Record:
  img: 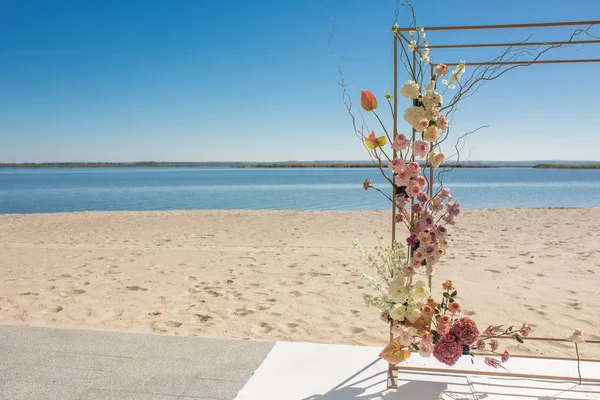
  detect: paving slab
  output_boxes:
[0,324,274,400]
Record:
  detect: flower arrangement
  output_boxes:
[350,25,530,370]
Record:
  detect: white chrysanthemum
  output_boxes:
[403,106,427,127]
[405,306,422,323]
[390,304,406,322]
[400,81,420,99]
[412,281,430,303]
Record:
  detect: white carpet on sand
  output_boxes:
[234,342,600,400]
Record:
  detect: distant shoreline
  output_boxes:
[1,162,600,169]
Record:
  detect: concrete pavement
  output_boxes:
[0,325,274,400]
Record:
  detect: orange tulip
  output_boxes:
[379,337,411,365]
[364,130,387,150]
[360,90,378,111]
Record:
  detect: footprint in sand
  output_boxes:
[289,290,302,297]
[194,314,212,322]
[70,289,86,295]
[19,292,39,296]
[166,321,183,328]
[126,286,148,292]
[49,305,63,313]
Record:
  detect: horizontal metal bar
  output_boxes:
[479,336,600,344]
[395,20,600,32]
[391,365,600,384]
[443,58,600,66]
[471,352,600,363]
[423,39,600,49]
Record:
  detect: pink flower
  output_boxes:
[423,125,439,143]
[427,297,438,308]
[435,63,449,77]
[501,350,510,363]
[422,304,435,319]
[380,311,390,322]
[394,169,411,186]
[406,162,420,176]
[392,320,403,334]
[402,266,416,277]
[447,201,461,217]
[419,342,432,357]
[447,301,461,315]
[442,214,455,225]
[437,115,449,130]
[475,339,486,351]
[490,339,499,351]
[412,141,429,158]
[417,118,430,132]
[483,325,503,336]
[421,331,434,344]
[425,265,434,275]
[520,323,532,338]
[436,224,448,237]
[430,198,445,212]
[412,203,423,214]
[392,134,410,151]
[406,234,418,247]
[363,179,371,190]
[395,213,405,223]
[438,187,451,199]
[388,158,405,173]
[407,181,422,197]
[450,317,480,346]
[437,315,451,335]
[433,334,463,366]
[417,192,429,203]
[415,176,427,187]
[484,357,506,370]
[442,280,454,291]
[427,254,439,265]
[417,212,435,230]
[395,195,410,208]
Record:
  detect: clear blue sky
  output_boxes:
[1,0,598,163]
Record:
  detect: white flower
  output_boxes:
[423,91,443,109]
[569,329,585,343]
[403,106,427,128]
[412,281,430,303]
[390,304,406,322]
[400,81,420,99]
[425,79,435,92]
[399,326,417,346]
[441,79,448,85]
[450,61,467,83]
[405,306,422,323]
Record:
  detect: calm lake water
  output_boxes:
[1,167,599,214]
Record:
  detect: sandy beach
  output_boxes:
[0,209,598,359]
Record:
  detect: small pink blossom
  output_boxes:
[388,158,405,173]
[442,280,454,291]
[425,265,434,275]
[395,213,405,223]
[426,297,438,308]
[490,339,499,351]
[422,304,435,319]
[430,198,445,212]
[406,162,420,176]
[437,315,451,335]
[427,254,439,265]
[520,323,532,338]
[415,175,427,187]
[417,192,429,203]
[394,170,411,187]
[406,234,418,247]
[447,301,461,315]
[419,342,432,357]
[438,187,452,199]
[363,179,371,190]
[392,134,411,151]
[380,311,390,322]
[437,115,449,130]
[442,214,455,225]
[413,249,426,262]
[392,320,403,333]
[447,201,461,217]
[435,63,449,77]
[402,266,416,277]
[412,141,429,158]
[411,258,422,268]
[483,325,503,336]
[395,195,410,208]
[484,357,506,370]
[476,339,486,351]
[417,213,435,230]
[436,224,448,237]
[501,350,510,363]
[407,181,422,197]
[412,203,423,214]
[421,331,434,344]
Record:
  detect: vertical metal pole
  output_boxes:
[428,63,434,290]
[391,34,398,251]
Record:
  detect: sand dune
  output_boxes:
[0,209,598,359]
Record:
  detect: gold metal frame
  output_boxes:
[388,19,600,389]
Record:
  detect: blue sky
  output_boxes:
[0,0,598,163]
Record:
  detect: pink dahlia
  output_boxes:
[363,179,371,190]
[433,334,463,366]
[450,317,480,346]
